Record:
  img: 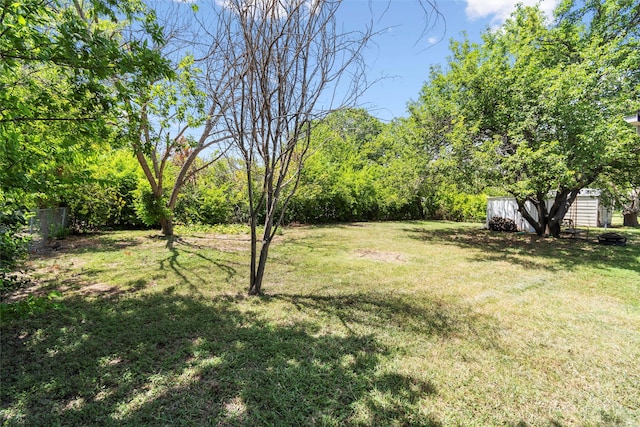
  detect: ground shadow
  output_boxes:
[266,292,500,351]
[159,238,239,294]
[32,233,144,257]
[406,226,640,274]
[21,234,240,300]
[1,293,442,426]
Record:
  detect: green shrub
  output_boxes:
[200,186,233,224]
[0,209,30,271]
[68,177,141,230]
[133,185,171,227]
[423,186,487,222]
[63,150,144,231]
[175,184,234,225]
[0,208,31,291]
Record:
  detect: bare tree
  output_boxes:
[192,0,442,294]
[195,0,376,294]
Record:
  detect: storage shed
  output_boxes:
[486,197,540,232]
[486,189,612,232]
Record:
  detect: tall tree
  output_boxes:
[202,0,377,295]
[290,109,426,222]
[122,53,232,237]
[413,0,640,236]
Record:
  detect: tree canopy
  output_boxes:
[410,0,640,236]
[1,0,171,209]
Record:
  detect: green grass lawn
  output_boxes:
[2,221,639,426]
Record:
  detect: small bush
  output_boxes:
[0,210,30,271]
[488,216,518,232]
[0,208,32,292]
[133,186,171,227]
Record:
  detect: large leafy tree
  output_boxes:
[0,0,171,280]
[292,109,384,222]
[413,0,640,236]
[0,0,171,210]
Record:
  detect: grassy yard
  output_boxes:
[1,221,639,426]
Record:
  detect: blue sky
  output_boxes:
[169,0,559,133]
[340,0,559,121]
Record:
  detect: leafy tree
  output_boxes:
[122,49,233,236]
[1,0,170,208]
[413,0,640,236]
[0,0,172,278]
[290,109,382,222]
[289,109,426,222]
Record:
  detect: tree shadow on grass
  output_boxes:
[267,292,501,352]
[1,293,442,426]
[405,226,640,274]
[15,233,242,311]
[264,292,496,338]
[159,238,239,295]
[35,233,144,257]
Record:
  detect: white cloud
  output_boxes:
[465,0,560,24]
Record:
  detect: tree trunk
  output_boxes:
[546,189,576,238]
[248,207,261,295]
[160,216,174,237]
[248,208,275,295]
[623,211,639,227]
[516,197,547,236]
[548,220,562,238]
[516,188,580,237]
[249,238,272,296]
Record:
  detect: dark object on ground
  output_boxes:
[597,232,627,246]
[488,216,518,232]
[560,219,587,239]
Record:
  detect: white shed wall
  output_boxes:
[565,195,599,227]
[486,197,538,232]
[487,189,612,231]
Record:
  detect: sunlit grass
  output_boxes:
[2,222,639,426]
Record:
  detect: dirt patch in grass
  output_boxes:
[74,282,123,297]
[353,249,407,263]
[176,235,251,253]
